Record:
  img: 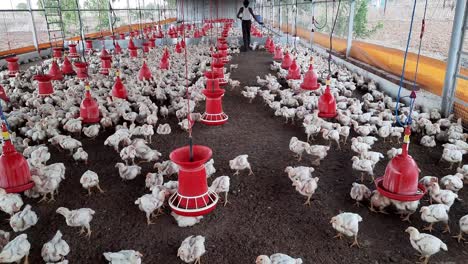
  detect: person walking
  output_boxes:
[237,0,263,51]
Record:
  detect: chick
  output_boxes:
[103,250,143,264]
[80,170,104,196]
[229,155,253,176]
[10,204,38,232]
[405,226,447,264]
[177,235,206,264]
[41,230,70,263]
[205,159,216,178]
[115,163,142,180]
[255,253,303,264]
[292,178,319,206]
[428,182,458,210]
[56,207,95,238]
[351,156,374,182]
[156,123,171,135]
[420,204,450,233]
[330,212,363,248]
[135,190,167,225]
[391,199,420,222]
[145,173,164,190]
[171,212,203,228]
[82,124,100,138]
[72,147,88,164]
[0,189,23,215]
[0,234,30,264]
[285,166,314,182]
[349,182,371,207]
[209,176,230,206]
[440,173,464,194]
[369,190,391,214]
[453,214,468,243]
[289,137,310,161]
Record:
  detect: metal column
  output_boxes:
[27,0,39,50]
[441,0,467,116]
[310,1,314,47]
[108,0,114,35]
[346,0,355,58]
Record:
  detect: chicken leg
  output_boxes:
[223,192,230,207]
[350,235,361,248]
[422,223,434,232]
[96,184,105,193]
[248,168,254,176]
[333,233,343,240]
[453,232,465,243]
[23,254,29,264]
[146,213,154,225]
[443,223,450,234]
[233,170,240,176]
[304,196,312,206]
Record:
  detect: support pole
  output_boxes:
[75,0,86,57]
[27,0,39,51]
[310,1,314,47]
[108,0,114,35]
[441,0,466,117]
[346,0,355,58]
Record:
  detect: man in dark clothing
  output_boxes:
[237,0,263,51]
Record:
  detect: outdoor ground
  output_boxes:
[1,50,467,263]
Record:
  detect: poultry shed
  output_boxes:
[0,0,465,263]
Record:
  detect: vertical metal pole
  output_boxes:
[346,0,356,58]
[127,0,131,26]
[108,0,114,34]
[441,0,467,116]
[310,1,314,47]
[27,0,39,51]
[75,0,86,57]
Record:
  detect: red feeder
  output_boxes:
[52,47,62,59]
[281,51,292,69]
[375,127,425,201]
[301,59,320,90]
[119,33,125,40]
[138,61,152,81]
[85,40,93,54]
[48,60,63,81]
[148,38,156,48]
[68,43,79,58]
[175,42,182,53]
[74,62,88,79]
[111,71,127,99]
[265,37,272,50]
[142,42,150,53]
[201,79,228,126]
[286,59,301,80]
[114,42,122,54]
[5,57,19,77]
[168,145,218,217]
[159,56,170,70]
[61,56,75,75]
[129,47,138,58]
[80,84,100,124]
[180,39,186,49]
[268,41,275,54]
[100,55,112,75]
[34,74,54,96]
[318,78,337,118]
[0,124,33,193]
[273,46,283,61]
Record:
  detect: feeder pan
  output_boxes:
[0,124,33,193]
[67,43,79,58]
[375,127,426,201]
[159,56,170,70]
[138,61,152,81]
[175,42,182,53]
[301,63,320,90]
[52,47,62,59]
[201,79,228,126]
[281,52,292,69]
[119,33,125,40]
[61,56,75,75]
[111,72,127,99]
[85,40,93,54]
[114,42,122,54]
[80,84,100,124]
[5,57,19,77]
[34,74,54,96]
[286,59,301,80]
[129,47,138,58]
[142,42,150,53]
[99,55,112,75]
[168,145,218,217]
[48,60,63,81]
[318,79,337,118]
[74,62,88,79]
[273,46,283,61]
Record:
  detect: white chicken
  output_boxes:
[135,190,167,225]
[209,176,230,206]
[439,148,463,169]
[351,156,374,182]
[115,163,142,180]
[349,182,371,207]
[41,230,70,263]
[420,135,436,148]
[386,147,402,159]
[428,182,458,209]
[59,136,82,154]
[156,123,171,135]
[306,145,330,166]
[82,124,100,138]
[255,253,303,264]
[72,147,88,164]
[391,199,420,222]
[405,226,447,264]
[321,129,341,150]
[9,204,38,232]
[229,155,253,176]
[0,234,30,264]
[330,212,363,248]
[103,250,143,264]
[0,189,23,215]
[440,173,464,194]
[205,159,216,178]
[177,235,206,264]
[289,137,310,161]
[56,207,95,238]
[120,145,137,165]
[369,190,391,214]
[292,177,319,206]
[453,214,468,243]
[80,170,104,196]
[171,212,203,228]
[284,166,314,182]
[145,173,164,190]
[420,204,450,233]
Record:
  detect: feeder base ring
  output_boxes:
[168,189,219,217]
[375,177,426,202]
[201,113,228,126]
[4,181,34,193]
[301,83,320,90]
[318,112,337,119]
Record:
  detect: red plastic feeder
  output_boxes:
[265,37,272,50]
[148,38,156,48]
[286,59,301,80]
[119,33,125,40]
[318,78,337,118]
[100,55,112,75]
[159,56,170,70]
[281,51,292,69]
[68,43,79,58]
[201,79,228,126]
[85,40,93,54]
[48,60,63,80]
[180,39,186,49]
[34,74,54,96]
[61,56,75,75]
[168,145,218,217]
[301,59,320,90]
[375,127,425,201]
[74,62,88,79]
[0,124,33,193]
[5,57,19,77]
[273,46,283,61]
[52,47,62,59]
[268,41,275,54]
[114,42,122,54]
[80,84,100,124]
[111,71,127,99]
[138,61,152,81]
[142,42,150,53]
[175,42,182,53]
[129,47,138,58]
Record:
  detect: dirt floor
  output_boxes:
[1,50,467,263]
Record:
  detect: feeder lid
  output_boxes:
[34,74,52,82]
[169,145,212,169]
[5,56,18,63]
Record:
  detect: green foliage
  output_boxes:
[83,0,110,32]
[16,3,28,9]
[37,0,79,36]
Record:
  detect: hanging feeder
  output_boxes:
[0,123,33,193]
[67,43,79,58]
[80,83,100,124]
[180,39,186,49]
[48,59,63,81]
[129,47,138,58]
[175,42,182,53]
[168,145,218,217]
[61,55,75,75]
[99,54,112,75]
[201,78,228,126]
[52,47,63,59]
[318,77,337,118]
[148,37,156,49]
[119,33,125,40]
[265,37,272,51]
[273,46,283,61]
[159,55,170,70]
[138,61,152,81]
[301,58,320,90]
[268,41,275,54]
[211,56,227,86]
[34,74,54,96]
[114,41,122,54]
[281,51,292,69]
[85,40,93,54]
[74,61,88,79]
[142,42,150,53]
[4,57,19,77]
[375,127,425,201]
[111,71,127,99]
[286,59,301,80]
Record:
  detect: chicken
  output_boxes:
[209,176,230,206]
[351,138,371,157]
[351,156,374,182]
[30,163,66,202]
[428,182,458,209]
[391,199,420,222]
[292,177,319,206]
[350,182,371,207]
[145,173,164,190]
[439,148,463,169]
[457,164,468,182]
[255,253,303,264]
[171,212,203,228]
[419,176,438,190]
[177,235,206,264]
[72,147,88,164]
[420,135,436,148]
[154,160,179,177]
[9,204,38,232]
[63,118,82,134]
[321,129,341,150]
[0,189,23,215]
[0,234,30,264]
[285,166,314,182]
[405,226,447,264]
[303,123,321,142]
[369,190,391,214]
[82,124,100,138]
[361,151,384,167]
[440,173,464,194]
[156,123,171,135]
[120,145,137,165]
[28,146,50,167]
[115,163,142,180]
[59,136,82,154]
[229,155,253,176]
[80,170,104,196]
[420,204,450,233]
[330,212,362,248]
[453,214,468,243]
[289,137,310,161]
[56,207,95,238]
[205,159,216,178]
[306,145,330,166]
[103,250,143,264]
[386,147,402,159]
[135,190,167,225]
[0,231,9,251]
[241,90,256,103]
[41,230,70,263]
